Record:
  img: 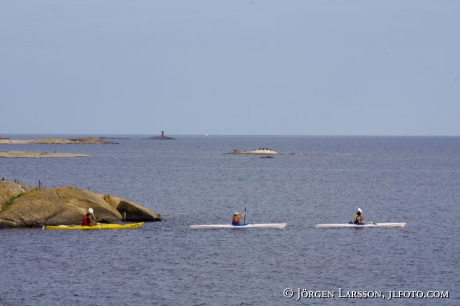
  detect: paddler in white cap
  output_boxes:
[353,208,365,225]
[232,211,247,226]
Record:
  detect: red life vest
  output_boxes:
[81,215,92,226]
[232,216,240,225]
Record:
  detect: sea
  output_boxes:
[0,135,459,306]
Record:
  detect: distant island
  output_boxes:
[0,137,117,145]
[226,148,281,155]
[99,137,130,140]
[0,151,91,158]
[145,131,175,140]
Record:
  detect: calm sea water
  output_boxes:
[1,135,459,306]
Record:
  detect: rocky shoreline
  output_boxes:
[0,137,117,144]
[0,180,161,229]
[0,151,91,158]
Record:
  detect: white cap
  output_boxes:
[357,208,362,213]
[234,212,239,215]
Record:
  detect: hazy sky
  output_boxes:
[1,0,459,136]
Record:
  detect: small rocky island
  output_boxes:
[0,151,91,158]
[145,131,175,140]
[0,137,117,145]
[226,148,281,155]
[0,180,161,229]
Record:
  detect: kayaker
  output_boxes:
[232,211,247,226]
[81,212,97,226]
[353,208,365,225]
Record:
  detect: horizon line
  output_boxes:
[1,133,459,138]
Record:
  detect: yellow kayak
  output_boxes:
[43,222,144,230]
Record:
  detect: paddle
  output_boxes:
[88,208,97,224]
[243,205,247,225]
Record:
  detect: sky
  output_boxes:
[1,0,459,136]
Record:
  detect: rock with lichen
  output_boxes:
[0,180,161,229]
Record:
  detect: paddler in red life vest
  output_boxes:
[81,211,97,226]
[353,208,365,225]
[232,211,247,226]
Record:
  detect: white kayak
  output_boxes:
[315,222,406,229]
[190,223,287,229]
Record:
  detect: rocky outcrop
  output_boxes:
[0,151,91,158]
[226,148,281,155]
[145,131,175,140]
[0,137,116,144]
[66,137,117,144]
[0,181,35,211]
[0,180,161,229]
